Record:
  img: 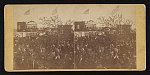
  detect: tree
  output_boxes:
[97,13,134,28]
[39,15,63,28]
[65,19,74,25]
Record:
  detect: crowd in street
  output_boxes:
[14,30,136,69]
[74,33,136,69]
[14,34,74,69]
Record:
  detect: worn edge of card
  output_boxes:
[4,4,146,72]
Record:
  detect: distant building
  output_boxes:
[17,21,38,32]
[74,21,86,31]
[26,21,38,32]
[17,22,26,32]
[16,21,38,37]
[86,20,97,31]
[58,25,73,39]
[74,21,101,37]
[74,30,103,37]
[74,31,88,37]
[117,25,132,34]
[99,24,132,35]
[58,25,72,34]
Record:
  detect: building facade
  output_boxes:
[16,21,38,37]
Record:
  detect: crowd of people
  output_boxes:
[14,29,136,69]
[14,33,74,69]
[74,33,136,69]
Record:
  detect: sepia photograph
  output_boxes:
[4,4,146,71]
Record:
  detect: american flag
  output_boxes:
[24,9,30,15]
[83,9,89,14]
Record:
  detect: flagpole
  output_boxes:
[82,9,89,21]
[24,9,29,21]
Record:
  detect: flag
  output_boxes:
[83,9,89,14]
[24,9,30,15]
[52,8,57,15]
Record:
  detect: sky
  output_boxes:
[13,4,136,29]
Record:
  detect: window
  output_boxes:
[18,25,20,30]
[77,25,80,29]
